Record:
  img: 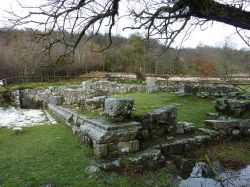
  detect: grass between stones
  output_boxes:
[0,124,178,187]
[236,85,250,93]
[113,92,216,128]
[194,139,250,170]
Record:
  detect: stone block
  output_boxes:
[104,98,134,117]
[141,129,149,139]
[93,143,108,158]
[82,135,92,146]
[107,143,118,155]
[196,92,210,98]
[152,106,177,126]
[176,124,184,135]
[130,140,140,152]
[146,77,158,93]
[84,96,106,110]
[205,119,240,129]
[85,166,100,174]
[176,84,193,97]
[118,142,130,153]
[19,89,43,109]
[178,122,196,134]
[215,99,250,117]
[48,95,63,106]
[117,140,139,154]
[12,127,22,134]
[239,119,250,128]
[128,149,165,169]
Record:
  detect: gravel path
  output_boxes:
[0,107,56,128]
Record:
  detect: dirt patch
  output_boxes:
[80,71,108,78]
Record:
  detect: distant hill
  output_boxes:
[0,29,249,79]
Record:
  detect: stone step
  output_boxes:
[154,135,213,157]
[205,119,250,129]
[120,131,224,171]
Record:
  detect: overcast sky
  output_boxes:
[0,0,249,50]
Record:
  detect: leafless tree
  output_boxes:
[8,0,250,58]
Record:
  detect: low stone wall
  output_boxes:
[48,104,141,158]
[14,79,147,108]
[205,119,250,139]
[215,99,250,118]
[122,128,224,171]
[12,78,244,110]
[137,106,177,140]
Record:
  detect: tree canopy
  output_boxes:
[8,0,250,56]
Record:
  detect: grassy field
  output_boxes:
[0,124,177,187]
[113,92,216,127]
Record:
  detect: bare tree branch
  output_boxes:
[7,0,250,58]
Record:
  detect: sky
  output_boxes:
[0,0,249,50]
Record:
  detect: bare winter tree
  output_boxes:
[8,0,250,58]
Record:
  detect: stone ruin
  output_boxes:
[146,77,158,93]
[7,77,250,171]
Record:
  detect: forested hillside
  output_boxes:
[0,29,249,79]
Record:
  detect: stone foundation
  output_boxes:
[48,104,141,158]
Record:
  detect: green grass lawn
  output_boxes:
[113,92,216,127]
[236,85,250,94]
[0,124,177,187]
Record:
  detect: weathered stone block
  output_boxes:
[196,92,210,98]
[12,127,23,134]
[205,119,240,129]
[93,143,108,158]
[84,96,106,110]
[139,106,177,139]
[153,106,177,125]
[107,143,118,155]
[215,99,250,117]
[117,140,139,154]
[128,149,165,168]
[48,95,63,106]
[85,166,100,174]
[176,124,184,135]
[239,119,250,128]
[146,77,158,93]
[178,122,196,134]
[176,84,193,97]
[130,140,140,152]
[118,142,130,153]
[82,135,92,146]
[141,129,149,139]
[19,89,43,109]
[104,98,134,117]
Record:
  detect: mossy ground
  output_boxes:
[113,92,216,127]
[0,124,177,187]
